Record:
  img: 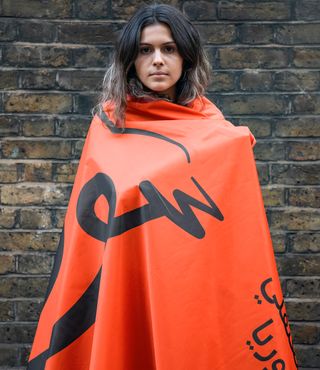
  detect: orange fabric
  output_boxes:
[28,97,295,369]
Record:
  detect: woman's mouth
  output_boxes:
[150,72,168,76]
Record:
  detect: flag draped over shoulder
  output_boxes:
[27,97,297,370]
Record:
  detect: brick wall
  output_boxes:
[0,0,319,368]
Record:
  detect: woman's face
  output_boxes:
[134,23,184,100]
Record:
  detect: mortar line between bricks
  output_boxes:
[0,159,79,163]
[277,252,320,256]
[2,137,320,142]
[0,205,68,208]
[1,112,320,118]
[2,67,320,72]
[0,251,56,255]
[2,113,320,118]
[4,137,320,143]
[0,322,39,325]
[255,138,320,142]
[225,114,320,118]
[3,18,320,24]
[262,184,320,188]
[0,137,82,141]
[3,90,320,96]
[0,273,50,278]
[282,276,320,279]
[3,41,320,48]
[4,180,320,186]
[0,343,31,347]
[0,113,92,118]
[1,159,320,165]
[285,298,320,301]
[0,229,62,232]
[275,320,320,324]
[0,181,74,185]
[257,160,320,164]
[0,17,126,23]
[0,298,44,302]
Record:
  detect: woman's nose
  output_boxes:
[152,49,164,65]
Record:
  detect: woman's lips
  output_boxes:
[150,72,168,76]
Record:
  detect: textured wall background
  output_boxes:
[0,0,319,368]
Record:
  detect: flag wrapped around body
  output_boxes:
[27,97,297,370]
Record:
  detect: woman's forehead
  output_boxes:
[140,23,174,44]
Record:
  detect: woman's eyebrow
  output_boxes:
[139,41,176,45]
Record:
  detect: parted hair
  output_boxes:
[97,4,211,127]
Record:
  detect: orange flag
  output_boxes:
[27,97,297,369]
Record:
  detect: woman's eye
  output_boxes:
[140,47,151,54]
[164,46,175,53]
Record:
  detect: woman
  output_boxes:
[27,4,297,370]
[97,3,227,128]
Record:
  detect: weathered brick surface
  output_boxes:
[239,71,273,91]
[15,300,44,322]
[0,1,319,368]
[289,233,320,253]
[275,24,320,44]
[208,71,235,92]
[291,322,320,345]
[20,70,57,91]
[1,139,73,159]
[17,254,53,274]
[218,1,291,20]
[261,186,285,207]
[22,162,53,182]
[0,255,15,274]
[217,47,290,68]
[295,346,320,368]
[0,164,19,183]
[4,93,73,114]
[0,117,19,137]
[72,46,111,67]
[18,21,57,43]
[275,117,320,137]
[238,118,272,138]
[286,299,320,321]
[0,71,18,90]
[293,48,320,68]
[286,279,320,298]
[0,231,60,252]
[0,323,36,343]
[1,184,72,206]
[271,164,320,185]
[238,24,274,44]
[1,0,73,18]
[276,255,320,276]
[0,208,17,228]
[273,71,320,92]
[295,0,320,20]
[197,24,236,44]
[0,19,17,41]
[214,94,289,115]
[182,1,217,21]
[0,277,48,298]
[20,117,55,137]
[271,232,286,253]
[75,0,111,19]
[19,209,52,229]
[288,188,320,208]
[2,45,73,67]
